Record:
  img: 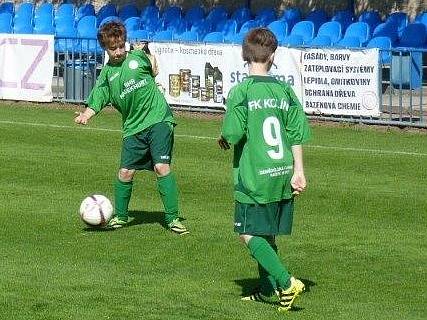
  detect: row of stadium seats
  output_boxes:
[1,2,425,56]
[1,2,426,35]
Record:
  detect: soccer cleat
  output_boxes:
[277,277,305,311]
[241,291,279,305]
[107,216,128,229]
[167,218,189,235]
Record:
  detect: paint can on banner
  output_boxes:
[204,62,214,101]
[199,87,209,101]
[191,75,200,99]
[169,74,180,97]
[179,69,191,93]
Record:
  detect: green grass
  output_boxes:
[0,103,426,320]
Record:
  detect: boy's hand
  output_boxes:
[218,136,230,150]
[74,108,95,125]
[74,112,89,125]
[291,172,306,196]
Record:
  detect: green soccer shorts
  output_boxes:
[120,121,174,171]
[234,199,294,235]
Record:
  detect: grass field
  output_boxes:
[0,102,426,320]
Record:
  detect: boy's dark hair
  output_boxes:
[242,28,278,63]
[98,21,127,49]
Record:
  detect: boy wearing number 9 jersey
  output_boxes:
[218,28,311,311]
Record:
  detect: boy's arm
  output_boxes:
[219,87,247,149]
[291,145,306,195]
[74,69,111,125]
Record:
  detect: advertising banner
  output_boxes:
[0,34,54,102]
[151,42,380,116]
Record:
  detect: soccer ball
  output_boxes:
[79,195,113,227]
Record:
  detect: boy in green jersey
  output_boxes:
[74,21,188,235]
[218,28,311,311]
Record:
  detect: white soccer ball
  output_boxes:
[79,195,113,227]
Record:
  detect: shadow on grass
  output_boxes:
[234,277,316,312]
[82,210,165,232]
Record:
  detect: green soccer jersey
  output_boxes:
[222,75,311,204]
[87,50,175,138]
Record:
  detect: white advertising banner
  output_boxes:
[0,34,54,102]
[150,42,380,116]
[299,48,380,116]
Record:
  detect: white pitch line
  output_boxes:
[1,119,426,157]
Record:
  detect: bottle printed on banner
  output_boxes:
[167,62,223,103]
[169,74,180,97]
[213,67,223,103]
[179,69,191,95]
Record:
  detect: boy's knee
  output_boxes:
[118,168,135,182]
[154,163,170,177]
[239,234,252,245]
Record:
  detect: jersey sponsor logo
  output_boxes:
[234,222,242,227]
[248,98,290,111]
[120,78,148,99]
[160,155,170,160]
[128,60,138,70]
[109,72,120,82]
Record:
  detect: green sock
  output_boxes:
[257,238,279,295]
[247,236,291,289]
[114,178,133,221]
[157,172,179,224]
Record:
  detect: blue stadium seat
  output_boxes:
[99,16,121,27]
[359,10,382,34]
[164,18,187,35]
[373,22,399,45]
[267,20,288,43]
[315,21,342,45]
[140,5,160,26]
[228,32,245,44]
[55,4,74,25]
[13,22,33,34]
[336,36,362,48]
[184,5,204,27]
[0,2,14,15]
[14,2,34,25]
[34,2,53,20]
[255,7,276,26]
[174,30,199,42]
[415,11,427,29]
[279,7,301,30]
[239,19,260,34]
[152,30,173,41]
[281,34,303,46]
[96,4,117,26]
[203,31,224,43]
[118,4,139,22]
[75,4,95,24]
[55,15,78,52]
[190,19,211,39]
[310,35,332,47]
[344,22,370,46]
[141,16,162,36]
[290,21,315,44]
[217,19,238,42]
[305,9,328,33]
[76,15,101,54]
[397,23,426,48]
[366,36,392,63]
[205,6,228,26]
[391,50,423,89]
[385,12,408,36]
[125,17,142,33]
[331,9,354,32]
[231,6,252,29]
[162,6,182,25]
[34,22,55,35]
[0,12,13,33]
[127,29,150,41]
